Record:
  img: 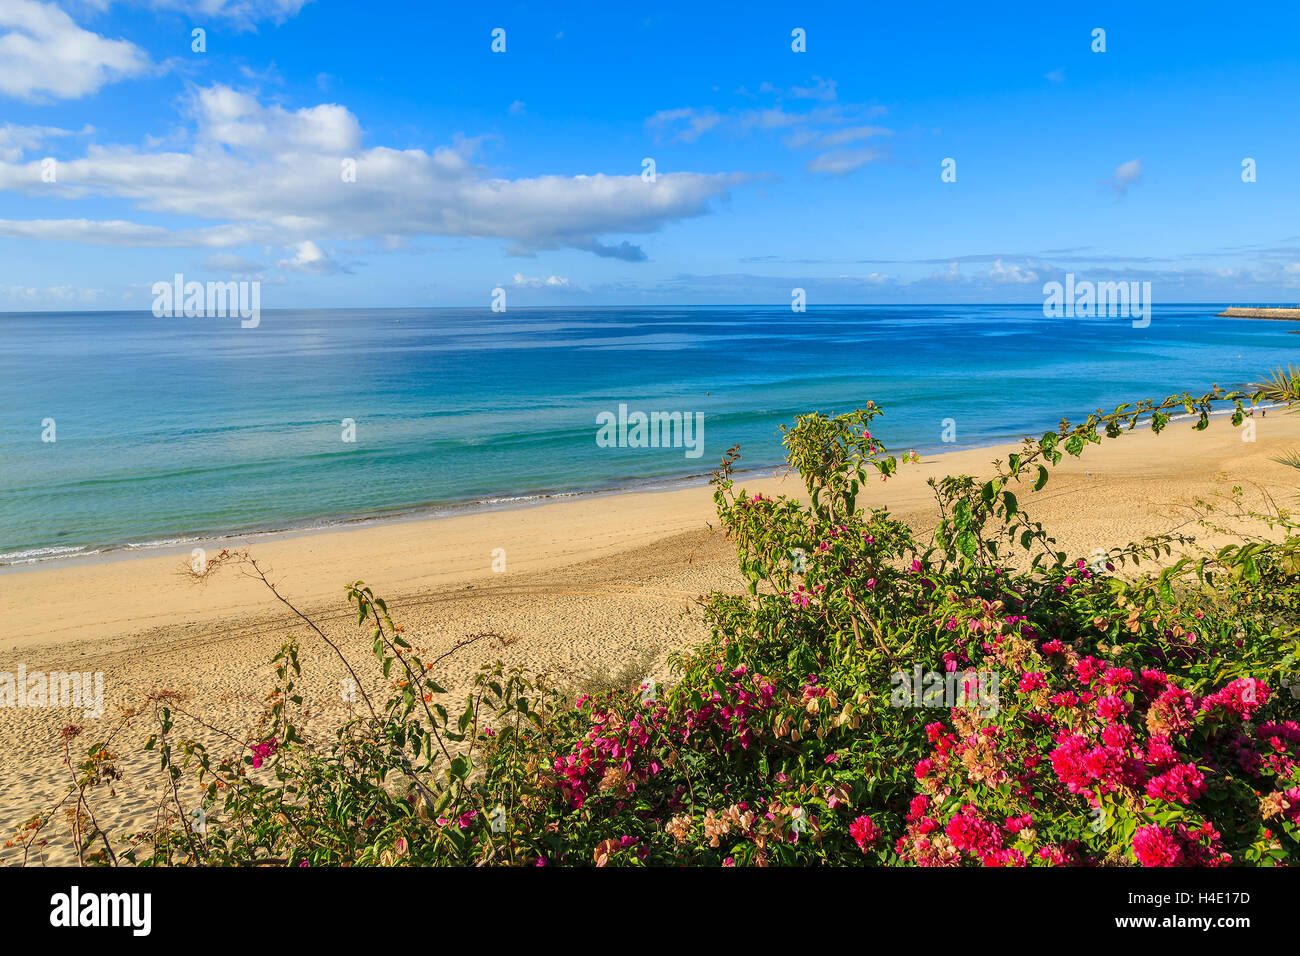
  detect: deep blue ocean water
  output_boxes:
[0,304,1293,565]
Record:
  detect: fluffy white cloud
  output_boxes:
[982,258,1040,284]
[0,122,79,160]
[931,261,963,283]
[0,0,148,101]
[277,239,343,274]
[0,85,744,260]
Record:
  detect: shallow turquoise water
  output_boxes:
[0,304,1291,564]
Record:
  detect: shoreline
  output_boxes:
[1,407,1292,650]
[0,437,1013,573]
[0,467,733,574]
[2,404,1275,576]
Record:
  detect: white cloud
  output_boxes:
[649,87,892,178]
[735,106,846,133]
[277,239,343,274]
[511,272,572,290]
[647,102,852,142]
[806,147,882,176]
[645,107,722,143]
[982,258,1039,283]
[0,122,78,161]
[139,0,313,30]
[0,217,263,245]
[647,81,886,146]
[931,261,962,283]
[815,125,891,148]
[789,76,838,101]
[0,0,149,101]
[1105,158,1142,199]
[0,85,745,260]
[0,282,113,303]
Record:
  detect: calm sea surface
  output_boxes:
[0,304,1292,565]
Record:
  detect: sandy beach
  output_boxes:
[2,410,1295,864]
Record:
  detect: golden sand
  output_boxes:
[2,411,1296,863]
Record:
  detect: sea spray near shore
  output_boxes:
[0,304,1293,565]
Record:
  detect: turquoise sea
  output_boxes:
[0,304,1292,566]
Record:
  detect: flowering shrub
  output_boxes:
[32,382,1300,867]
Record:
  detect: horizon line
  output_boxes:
[0,301,1290,316]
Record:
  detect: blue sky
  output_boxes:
[2,0,1299,309]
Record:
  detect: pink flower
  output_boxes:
[945,805,1003,856]
[1075,657,1103,685]
[250,737,278,769]
[1018,672,1047,693]
[1201,678,1270,719]
[849,815,880,852]
[1099,666,1134,688]
[1133,825,1183,867]
[1148,686,1200,736]
[1004,814,1032,835]
[1145,763,1206,805]
[1097,694,1130,722]
[1145,735,1178,767]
